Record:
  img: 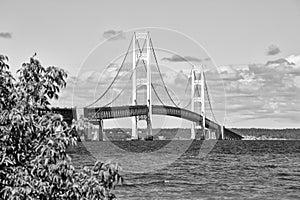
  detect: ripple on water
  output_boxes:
[68,140,300,200]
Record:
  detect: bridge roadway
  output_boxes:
[81,105,245,140]
[84,105,220,130]
[84,105,243,140]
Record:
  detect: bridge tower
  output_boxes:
[191,66,205,140]
[132,32,152,139]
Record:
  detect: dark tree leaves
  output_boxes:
[0,55,122,200]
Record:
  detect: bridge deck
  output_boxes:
[84,104,221,130]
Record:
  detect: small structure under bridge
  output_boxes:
[78,32,243,141]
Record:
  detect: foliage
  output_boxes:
[0,55,122,199]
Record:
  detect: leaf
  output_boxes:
[0,54,122,199]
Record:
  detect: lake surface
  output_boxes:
[68,140,300,200]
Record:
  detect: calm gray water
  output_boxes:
[68,140,300,200]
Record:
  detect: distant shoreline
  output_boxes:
[90,128,300,141]
[230,128,300,140]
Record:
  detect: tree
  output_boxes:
[0,55,122,199]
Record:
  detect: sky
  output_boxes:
[1,0,300,128]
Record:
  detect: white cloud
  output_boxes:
[286,55,300,66]
[294,76,300,88]
[103,30,126,41]
[266,44,281,56]
[212,55,300,127]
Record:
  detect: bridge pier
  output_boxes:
[221,125,224,140]
[191,123,196,140]
[132,116,138,140]
[98,119,103,141]
[146,117,151,138]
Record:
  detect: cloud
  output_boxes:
[265,58,294,66]
[103,30,126,41]
[174,70,188,85]
[0,32,12,39]
[266,44,280,56]
[220,55,300,127]
[161,54,202,62]
[286,55,300,66]
[218,65,243,81]
[294,76,300,88]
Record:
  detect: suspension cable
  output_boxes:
[203,72,218,123]
[85,35,134,108]
[184,69,192,94]
[135,38,166,106]
[182,99,192,109]
[151,84,166,105]
[192,70,216,122]
[137,37,191,108]
[104,36,159,107]
[133,37,161,105]
[102,88,126,107]
[149,37,179,107]
[91,33,151,112]
[181,69,193,109]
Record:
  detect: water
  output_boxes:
[68,140,300,200]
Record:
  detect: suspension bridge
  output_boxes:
[76,32,243,141]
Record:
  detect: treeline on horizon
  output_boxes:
[103,128,300,140]
[231,128,300,139]
[104,128,190,140]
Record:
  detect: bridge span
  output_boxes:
[84,105,219,129]
[84,105,243,140]
[78,32,243,141]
